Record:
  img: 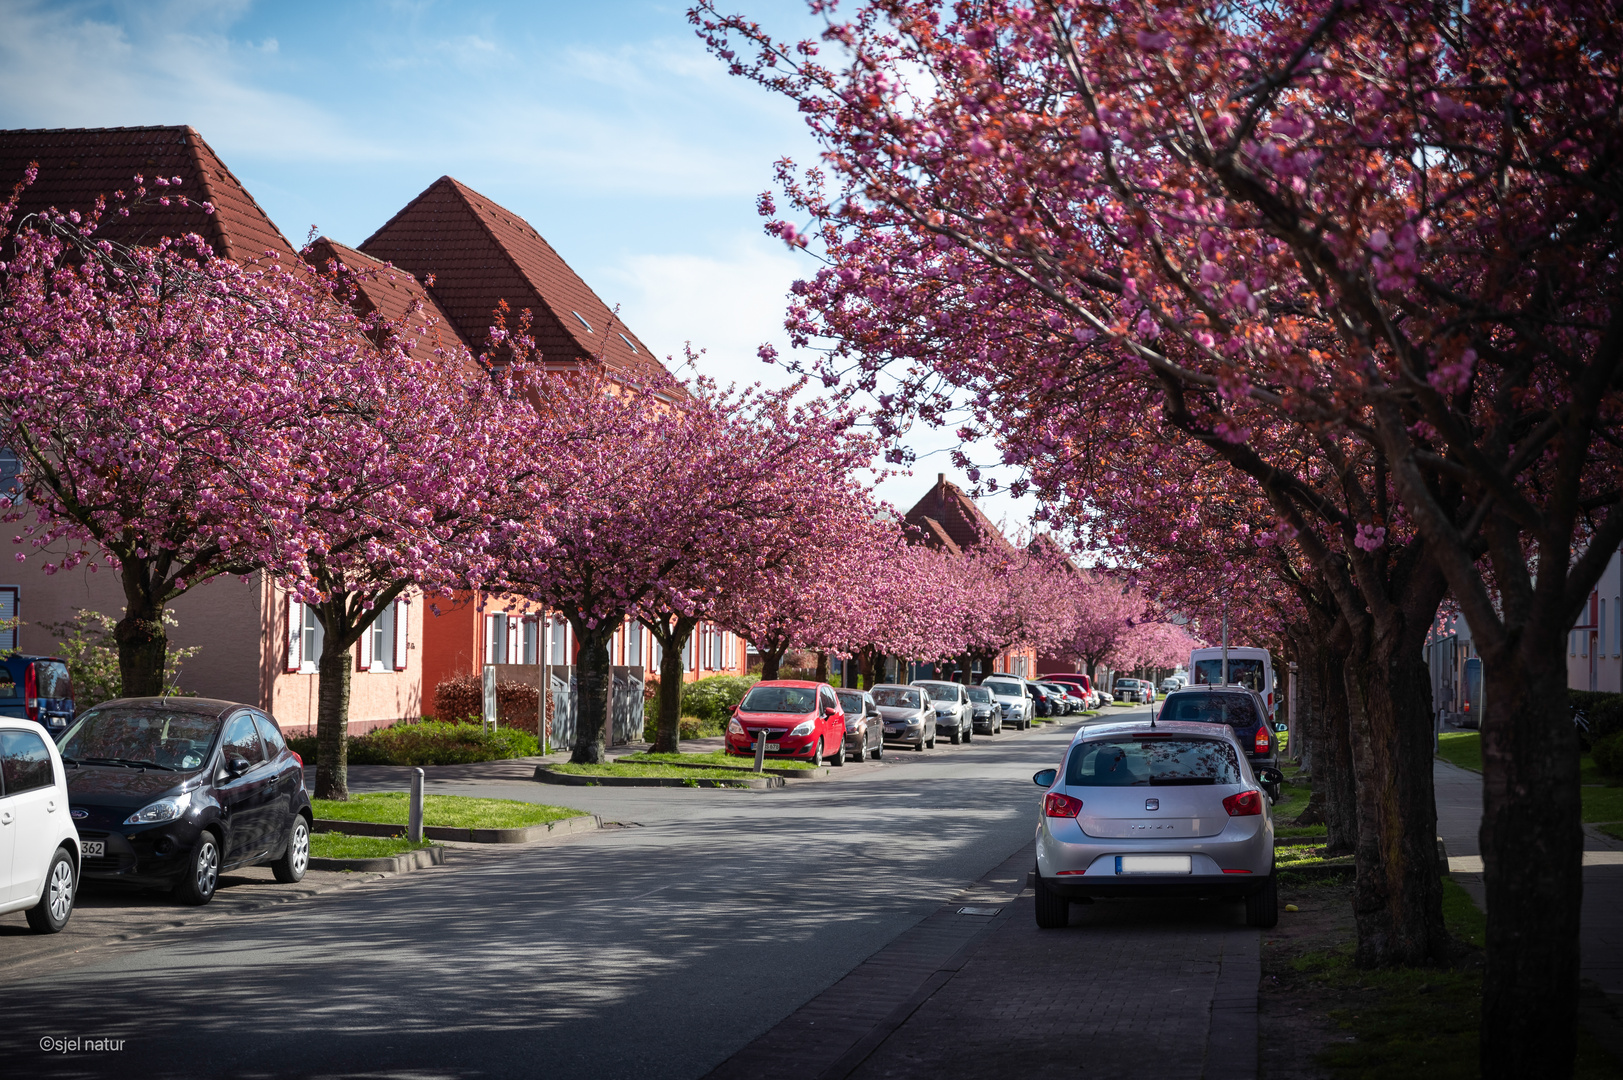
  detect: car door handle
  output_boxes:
[46,799,57,812]
[0,810,11,825]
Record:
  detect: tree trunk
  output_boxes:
[760,648,786,681]
[115,567,167,697]
[570,622,615,764]
[1292,622,1357,855]
[815,651,830,684]
[1342,603,1448,967]
[1479,635,1583,1078]
[653,616,696,754]
[314,636,353,801]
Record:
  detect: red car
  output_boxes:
[1041,672,1096,708]
[725,680,849,766]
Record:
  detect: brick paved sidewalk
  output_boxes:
[706,842,1260,1080]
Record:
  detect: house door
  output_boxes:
[1591,632,1600,691]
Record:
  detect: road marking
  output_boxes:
[957,905,1002,917]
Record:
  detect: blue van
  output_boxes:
[0,655,76,732]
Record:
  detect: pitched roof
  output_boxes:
[359,176,666,381]
[0,125,298,265]
[304,237,472,363]
[909,515,963,555]
[1028,532,1079,571]
[903,474,1017,557]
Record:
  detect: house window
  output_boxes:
[520,618,538,665]
[1604,600,1609,657]
[549,616,569,665]
[302,604,323,673]
[683,633,695,672]
[0,586,18,652]
[370,602,396,673]
[485,613,508,665]
[626,621,643,667]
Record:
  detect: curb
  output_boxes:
[642,758,828,779]
[307,845,446,874]
[312,813,603,844]
[533,765,784,789]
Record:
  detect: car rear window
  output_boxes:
[1192,658,1267,694]
[967,686,992,703]
[1066,737,1241,787]
[1165,693,1262,729]
[873,688,922,708]
[836,691,864,714]
[0,667,15,699]
[984,681,1019,695]
[739,686,817,713]
[34,660,72,699]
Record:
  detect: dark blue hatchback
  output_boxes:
[0,654,75,733]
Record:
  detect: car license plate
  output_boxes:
[83,841,105,858]
[765,743,780,751]
[1116,855,1191,874]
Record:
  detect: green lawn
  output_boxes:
[619,750,819,771]
[310,793,586,830]
[547,761,771,782]
[1436,731,1483,772]
[1271,778,1312,822]
[308,832,437,859]
[1583,785,1623,824]
[1601,823,1623,842]
[1277,824,1330,840]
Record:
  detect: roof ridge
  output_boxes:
[183,128,297,264]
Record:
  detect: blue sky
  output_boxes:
[0,0,1034,527]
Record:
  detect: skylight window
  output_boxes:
[618,332,638,354]
[572,311,594,333]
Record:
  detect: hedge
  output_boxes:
[433,675,544,734]
[681,674,760,722]
[1569,689,1623,749]
[288,721,539,767]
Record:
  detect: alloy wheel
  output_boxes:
[46,858,74,923]
[290,820,309,877]
[196,839,219,897]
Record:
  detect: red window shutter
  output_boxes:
[286,596,302,673]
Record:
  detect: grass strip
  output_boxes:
[1436,731,1482,773]
[1601,823,1623,842]
[620,750,819,771]
[1277,824,1330,840]
[309,832,436,859]
[1299,877,1615,1077]
[310,792,586,830]
[1582,785,1623,823]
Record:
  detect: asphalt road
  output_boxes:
[1,706,1147,1080]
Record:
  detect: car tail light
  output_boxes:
[1044,792,1083,818]
[1254,726,1270,753]
[1463,701,1471,713]
[24,663,39,723]
[290,750,304,768]
[1223,790,1264,817]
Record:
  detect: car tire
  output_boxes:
[1034,870,1070,929]
[852,738,866,764]
[1246,872,1279,928]
[874,740,884,760]
[271,814,310,884]
[950,726,962,745]
[915,732,926,751]
[175,831,221,906]
[811,739,824,767]
[963,722,972,744]
[25,847,77,934]
[928,731,936,749]
[829,740,845,767]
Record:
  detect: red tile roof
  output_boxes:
[904,474,1018,557]
[0,125,298,266]
[304,237,472,363]
[359,176,667,381]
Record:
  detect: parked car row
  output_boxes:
[2,696,315,934]
[726,672,1116,761]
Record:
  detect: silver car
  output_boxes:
[911,680,972,745]
[1030,719,1282,929]
[966,684,1002,735]
[981,676,1033,730]
[872,684,936,751]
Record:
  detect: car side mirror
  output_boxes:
[226,756,251,777]
[1258,767,1284,785]
[1274,722,1288,733]
[1033,768,1058,787]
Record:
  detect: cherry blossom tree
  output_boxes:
[0,174,337,696]
[693,3,1623,1063]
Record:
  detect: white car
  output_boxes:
[1,717,80,933]
[981,676,1034,730]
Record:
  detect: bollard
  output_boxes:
[753,729,767,774]
[409,768,425,844]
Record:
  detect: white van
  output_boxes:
[1,717,81,933]
[1189,647,1278,717]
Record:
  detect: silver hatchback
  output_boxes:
[1030,719,1280,929]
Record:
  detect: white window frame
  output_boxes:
[0,585,19,653]
[301,603,324,675]
[367,601,396,674]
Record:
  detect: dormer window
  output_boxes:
[573,311,593,333]
[618,332,638,354]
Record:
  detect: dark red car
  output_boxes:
[725,680,849,766]
[1041,672,1096,709]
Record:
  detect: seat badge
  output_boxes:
[1144,798,1159,811]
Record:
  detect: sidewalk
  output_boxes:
[706,842,1259,1080]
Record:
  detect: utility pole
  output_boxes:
[1221,591,1229,686]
